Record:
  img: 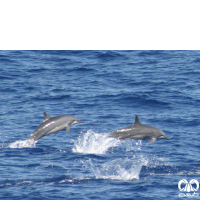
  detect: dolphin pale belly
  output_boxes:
[108,115,169,143]
[28,112,84,141]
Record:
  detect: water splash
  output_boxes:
[72,130,120,154]
[72,130,148,180]
[86,157,144,181]
[8,139,37,148]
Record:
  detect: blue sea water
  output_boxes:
[0,50,200,200]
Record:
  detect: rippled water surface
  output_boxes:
[1,51,200,199]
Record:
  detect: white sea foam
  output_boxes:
[72,130,120,154]
[8,139,36,148]
[86,157,144,181]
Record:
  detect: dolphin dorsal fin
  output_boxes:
[44,112,50,121]
[134,115,141,125]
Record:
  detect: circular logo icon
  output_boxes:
[178,179,199,193]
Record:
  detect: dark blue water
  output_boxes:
[1,50,200,199]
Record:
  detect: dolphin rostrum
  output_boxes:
[108,115,169,143]
[28,112,84,141]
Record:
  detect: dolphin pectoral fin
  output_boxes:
[149,137,157,143]
[66,126,70,133]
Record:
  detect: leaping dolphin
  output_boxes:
[28,112,84,141]
[108,115,169,143]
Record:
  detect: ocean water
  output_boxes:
[0,50,200,199]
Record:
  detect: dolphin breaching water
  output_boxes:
[108,115,169,143]
[28,112,84,141]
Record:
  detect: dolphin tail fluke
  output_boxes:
[28,133,37,141]
[28,134,33,140]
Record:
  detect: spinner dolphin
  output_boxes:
[108,115,169,143]
[28,112,84,141]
